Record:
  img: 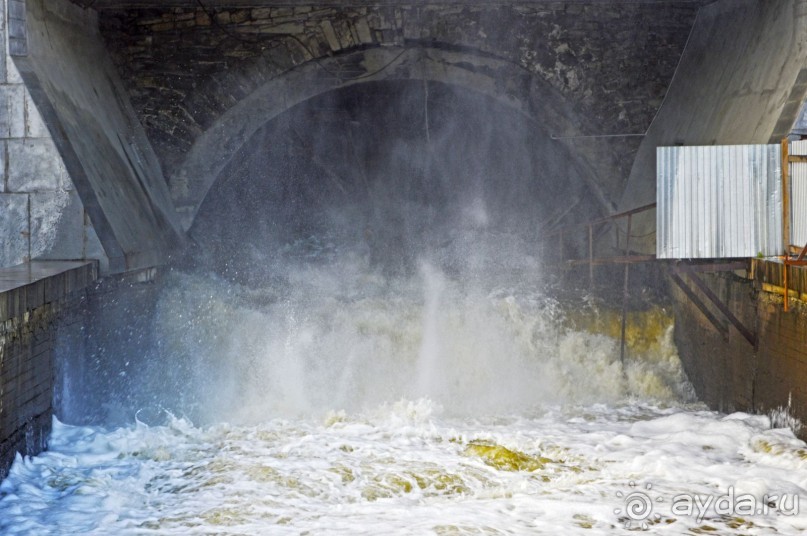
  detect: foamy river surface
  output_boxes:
[2,404,807,534]
[1,267,806,534]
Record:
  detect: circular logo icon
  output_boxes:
[614,481,663,530]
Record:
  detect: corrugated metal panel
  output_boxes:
[657,144,782,259]
[790,140,807,247]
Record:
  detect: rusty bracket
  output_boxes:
[796,242,807,263]
[669,271,729,341]
[673,264,756,346]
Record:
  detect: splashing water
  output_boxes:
[147,252,690,424]
[2,241,807,534]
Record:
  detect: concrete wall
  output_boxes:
[0,0,106,271]
[0,261,97,480]
[11,0,185,273]
[620,0,807,250]
[672,271,807,437]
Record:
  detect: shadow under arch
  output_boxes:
[172,45,600,231]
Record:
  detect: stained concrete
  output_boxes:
[0,0,99,271]
[10,0,185,273]
[620,0,807,251]
[671,269,807,438]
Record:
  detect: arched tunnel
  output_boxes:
[2,0,807,532]
[190,80,598,282]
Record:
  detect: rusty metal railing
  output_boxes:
[541,202,657,282]
[541,202,657,363]
[780,139,807,312]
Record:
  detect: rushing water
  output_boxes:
[2,251,807,535]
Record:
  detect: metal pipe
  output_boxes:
[620,214,632,365]
[782,138,791,253]
[588,224,594,286]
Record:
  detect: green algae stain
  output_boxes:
[462,440,552,472]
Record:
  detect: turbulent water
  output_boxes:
[2,253,807,535]
[4,79,805,534]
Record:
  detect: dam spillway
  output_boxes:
[1,0,807,534]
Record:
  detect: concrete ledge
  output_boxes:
[0,261,98,321]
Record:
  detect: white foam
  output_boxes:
[2,404,807,534]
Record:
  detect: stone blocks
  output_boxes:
[7,138,65,192]
[98,2,701,201]
[0,193,28,265]
[0,0,107,270]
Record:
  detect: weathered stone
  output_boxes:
[0,84,25,138]
[150,21,174,32]
[7,139,63,192]
[0,194,29,267]
[0,141,5,190]
[273,7,294,18]
[6,54,22,84]
[247,22,304,35]
[24,90,50,138]
[355,17,373,44]
[195,11,210,26]
[0,261,98,479]
[94,2,703,222]
[0,25,8,85]
[320,20,341,51]
[175,19,195,30]
[29,190,84,261]
[251,7,271,20]
[230,9,250,24]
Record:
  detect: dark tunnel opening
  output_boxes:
[188,80,601,285]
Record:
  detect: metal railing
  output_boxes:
[542,202,657,284]
[541,202,657,363]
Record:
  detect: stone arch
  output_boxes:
[171,45,601,230]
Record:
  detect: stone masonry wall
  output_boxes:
[0,0,106,270]
[0,261,97,479]
[99,2,703,203]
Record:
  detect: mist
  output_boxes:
[55,81,684,426]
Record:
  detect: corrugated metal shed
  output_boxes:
[657,144,783,259]
[790,140,807,247]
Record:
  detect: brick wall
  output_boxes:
[755,295,807,424]
[0,261,97,479]
[0,0,105,270]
